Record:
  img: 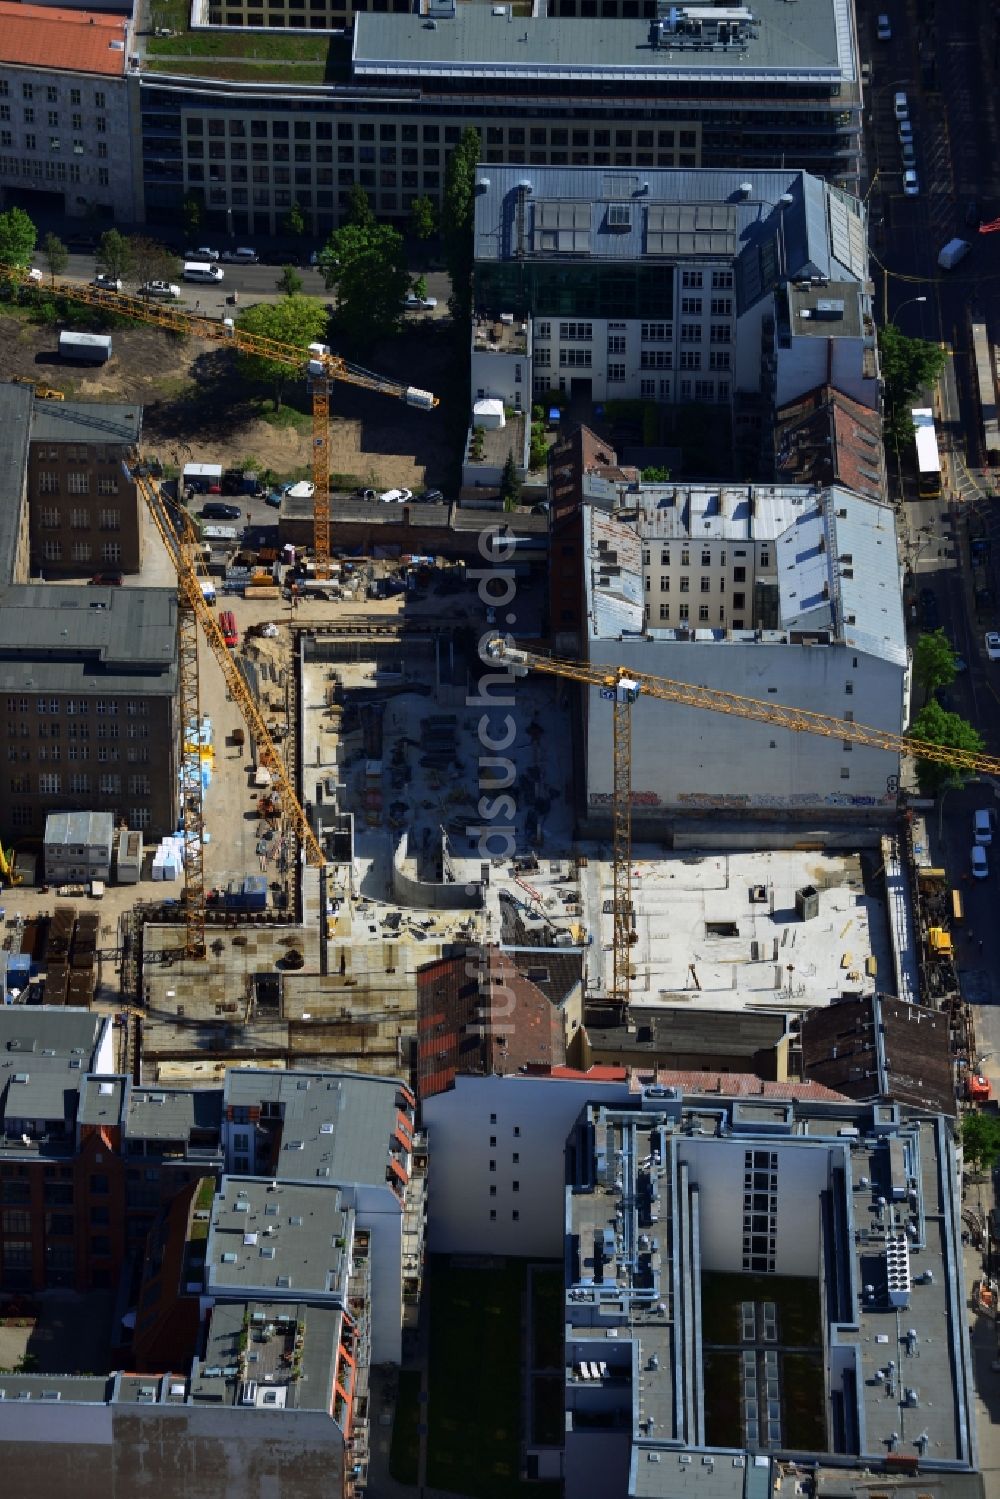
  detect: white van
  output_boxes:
[183,261,224,284]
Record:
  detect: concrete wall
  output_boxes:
[586,636,903,819]
[0,1401,343,1498]
[423,1073,630,1257]
[677,1135,828,1277]
[391,830,483,912]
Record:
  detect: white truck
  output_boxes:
[938,238,971,270]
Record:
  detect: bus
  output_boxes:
[219,610,238,648]
[911,407,942,498]
[972,321,999,462]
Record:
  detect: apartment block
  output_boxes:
[0,2,140,223]
[563,1091,976,1496]
[472,165,874,415]
[28,400,143,577]
[0,585,179,840]
[137,0,861,236]
[580,484,907,824]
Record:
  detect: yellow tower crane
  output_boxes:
[6,269,438,577]
[134,469,325,959]
[488,640,1000,1008]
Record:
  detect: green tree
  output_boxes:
[641,465,671,482]
[127,235,178,292]
[41,232,68,287]
[345,184,374,229]
[283,201,306,238]
[0,206,38,270]
[962,1110,1000,1175]
[182,196,202,238]
[408,194,436,242]
[907,697,985,795]
[879,324,947,445]
[277,265,304,297]
[321,219,410,346]
[411,274,428,302]
[96,228,132,283]
[235,295,330,410]
[913,628,958,698]
[441,126,480,321]
[499,450,521,511]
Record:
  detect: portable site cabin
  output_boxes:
[59,331,112,364]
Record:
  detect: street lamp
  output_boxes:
[890,294,927,326]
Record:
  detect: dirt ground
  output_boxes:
[0,312,460,489]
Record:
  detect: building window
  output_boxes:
[67,472,90,495]
[641,322,671,342]
[679,576,689,593]
[679,352,701,370]
[607,363,626,383]
[98,508,120,530]
[710,324,732,344]
[640,378,655,397]
[558,322,592,341]
[700,576,710,592]
[709,351,731,371]
[71,542,92,563]
[680,323,701,343]
[101,543,122,563]
[640,351,671,370]
[534,347,550,368]
[38,472,59,495]
[699,604,709,621]
[39,772,61,793]
[681,270,703,288]
[680,297,702,315]
[607,334,626,355]
[658,575,669,592]
[559,349,592,368]
[42,540,62,561]
[130,807,152,830]
[678,603,689,621]
[711,297,732,316]
[712,270,734,290]
[659,602,669,621]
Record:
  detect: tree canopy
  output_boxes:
[128,236,178,291]
[441,127,480,322]
[907,697,984,794]
[0,207,37,269]
[234,295,330,409]
[319,218,410,346]
[913,628,958,697]
[879,324,947,448]
[41,233,68,287]
[283,201,306,238]
[408,194,436,243]
[96,229,132,282]
[962,1110,1000,1175]
[499,450,521,511]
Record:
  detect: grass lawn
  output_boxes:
[782,1352,827,1451]
[703,1351,741,1448]
[389,1368,421,1486]
[700,1273,822,1348]
[427,1256,560,1499]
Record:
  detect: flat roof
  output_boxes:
[582,847,886,1014]
[0,585,177,694]
[204,1176,352,1299]
[43,810,114,850]
[125,1084,223,1142]
[190,1298,342,1411]
[567,1098,973,1477]
[224,1069,411,1190]
[801,994,956,1116]
[0,2,128,76]
[30,400,142,446]
[354,0,851,84]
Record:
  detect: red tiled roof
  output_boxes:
[550,1064,846,1101]
[0,4,128,76]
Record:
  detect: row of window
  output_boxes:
[8,805,152,828]
[647,575,749,597]
[0,154,94,184]
[648,602,745,625]
[6,698,148,715]
[9,773,147,794]
[4,106,106,133]
[8,745,150,762]
[37,476,120,498]
[39,541,122,562]
[38,508,122,528]
[4,83,107,108]
[641,547,762,567]
[35,445,123,463]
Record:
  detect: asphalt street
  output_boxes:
[39,251,453,319]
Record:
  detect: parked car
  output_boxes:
[184,246,220,261]
[919,588,939,628]
[403,293,437,311]
[419,488,444,503]
[876,13,891,39]
[974,809,994,846]
[985,631,1000,661]
[901,141,916,167]
[89,571,124,586]
[894,91,909,119]
[966,199,982,229]
[972,844,989,880]
[903,169,920,197]
[264,491,283,508]
[353,487,377,502]
[93,273,122,291]
[141,280,181,299]
[201,502,242,520]
[27,267,43,283]
[220,247,259,263]
[380,487,412,504]
[898,118,914,144]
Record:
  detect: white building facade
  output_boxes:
[582,484,908,824]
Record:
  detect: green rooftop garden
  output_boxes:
[144,0,351,81]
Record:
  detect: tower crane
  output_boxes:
[134,469,325,959]
[5,268,438,577]
[488,640,1000,1008]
